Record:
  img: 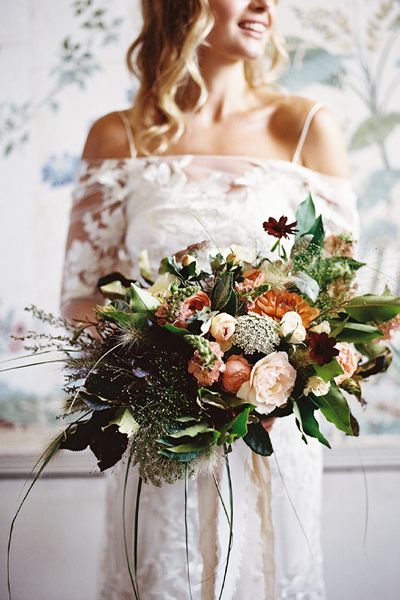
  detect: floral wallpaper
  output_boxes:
[0,0,399,435]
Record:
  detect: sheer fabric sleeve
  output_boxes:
[60,159,131,317]
[306,171,360,240]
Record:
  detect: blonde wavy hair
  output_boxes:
[126,0,289,156]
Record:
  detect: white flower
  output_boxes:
[303,376,330,397]
[147,272,179,297]
[310,321,331,334]
[279,311,306,344]
[237,351,296,414]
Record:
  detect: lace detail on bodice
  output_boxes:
[60,154,359,314]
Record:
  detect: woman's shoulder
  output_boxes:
[81,110,133,160]
[269,92,350,178]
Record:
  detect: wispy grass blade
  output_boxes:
[218,450,234,600]
[184,463,194,600]
[123,450,139,600]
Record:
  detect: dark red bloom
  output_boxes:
[263,216,297,239]
[308,332,339,366]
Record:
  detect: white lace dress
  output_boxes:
[61,154,359,600]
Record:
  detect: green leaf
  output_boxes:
[339,378,365,405]
[311,386,358,436]
[158,449,201,462]
[211,272,234,311]
[167,423,217,439]
[160,441,209,453]
[159,256,182,278]
[243,422,274,456]
[223,290,239,316]
[128,283,160,312]
[197,388,228,410]
[95,305,147,328]
[307,215,325,247]
[331,320,382,343]
[175,416,201,423]
[293,399,331,448]
[355,347,392,378]
[98,280,128,299]
[164,323,188,336]
[107,407,139,437]
[295,193,316,237]
[350,113,400,151]
[343,294,400,323]
[221,406,253,441]
[314,359,343,382]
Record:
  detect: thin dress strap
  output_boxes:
[117,111,137,158]
[291,101,325,164]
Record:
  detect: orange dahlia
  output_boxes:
[250,290,319,328]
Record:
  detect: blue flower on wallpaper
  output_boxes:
[41,152,80,187]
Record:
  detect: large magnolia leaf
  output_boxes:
[293,399,331,448]
[107,407,139,437]
[312,386,358,436]
[295,193,316,237]
[128,283,160,312]
[314,359,343,383]
[343,294,400,323]
[350,113,400,151]
[331,320,383,343]
[243,422,274,456]
[211,272,234,311]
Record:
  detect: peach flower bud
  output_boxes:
[209,312,237,351]
[334,342,359,385]
[221,354,252,393]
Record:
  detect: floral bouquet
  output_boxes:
[5,194,400,599]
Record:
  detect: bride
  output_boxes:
[61,1,359,598]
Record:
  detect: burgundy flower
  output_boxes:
[263,216,297,239]
[308,332,339,366]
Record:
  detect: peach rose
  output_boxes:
[209,312,237,351]
[182,290,211,313]
[237,351,296,414]
[221,354,252,393]
[235,269,265,294]
[188,342,226,386]
[334,342,359,385]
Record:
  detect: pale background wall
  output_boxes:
[0,1,399,599]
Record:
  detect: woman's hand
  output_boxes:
[261,417,276,433]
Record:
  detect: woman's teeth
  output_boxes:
[238,21,267,33]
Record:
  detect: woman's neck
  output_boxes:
[186,51,254,123]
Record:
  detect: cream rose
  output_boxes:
[279,311,306,344]
[334,342,359,385]
[209,312,237,351]
[237,351,296,414]
[303,376,330,397]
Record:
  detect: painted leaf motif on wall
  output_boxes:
[350,113,400,150]
[282,38,348,91]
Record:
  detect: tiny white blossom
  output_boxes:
[303,376,330,397]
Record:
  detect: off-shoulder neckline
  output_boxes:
[80,154,352,184]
